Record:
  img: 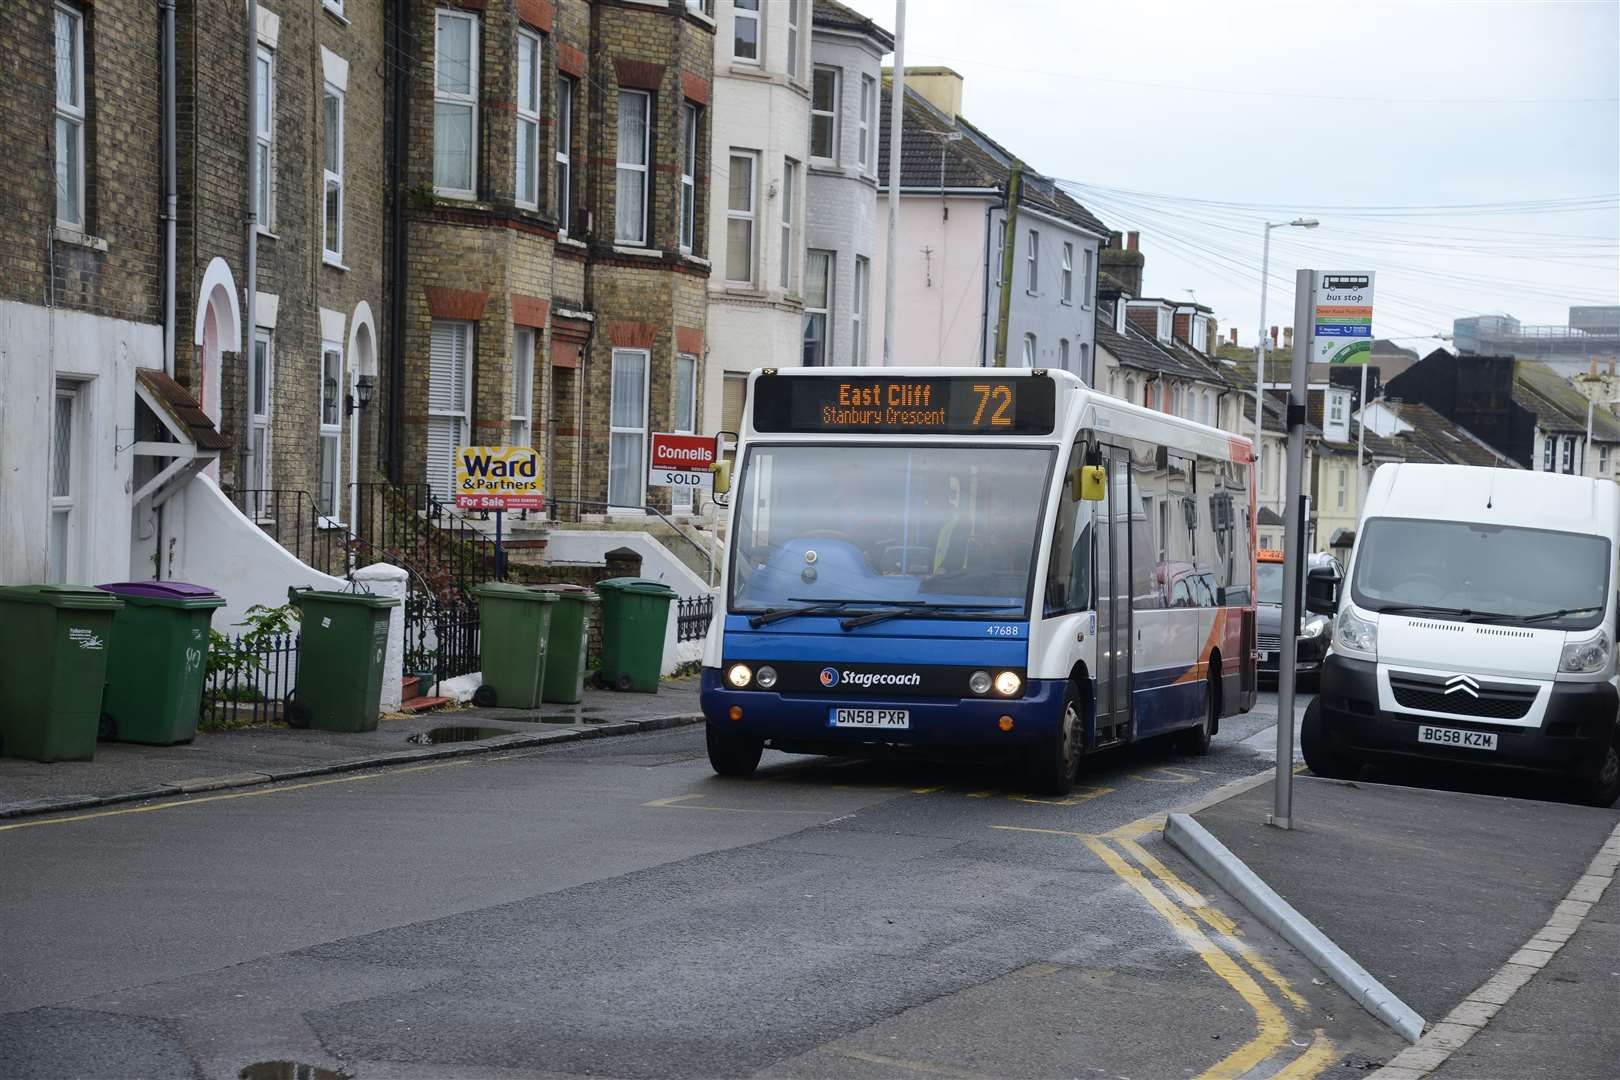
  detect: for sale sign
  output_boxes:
[455,446,544,510]
[648,433,718,492]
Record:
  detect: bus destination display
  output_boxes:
[752,375,1055,435]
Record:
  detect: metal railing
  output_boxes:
[676,594,714,642]
[202,630,299,728]
[351,482,501,593]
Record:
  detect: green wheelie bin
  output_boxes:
[472,582,556,709]
[0,585,124,761]
[595,578,677,693]
[96,581,226,744]
[285,587,399,732]
[532,584,599,705]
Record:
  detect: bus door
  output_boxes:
[1095,448,1133,746]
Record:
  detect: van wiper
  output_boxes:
[1516,606,1604,624]
[746,597,929,627]
[840,602,1017,631]
[1375,604,1469,618]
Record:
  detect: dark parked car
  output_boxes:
[1257,551,1341,688]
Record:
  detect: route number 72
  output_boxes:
[971,384,1014,427]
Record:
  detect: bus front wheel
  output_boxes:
[1029,683,1083,797]
[707,723,763,778]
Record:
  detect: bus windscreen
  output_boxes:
[751,375,1056,436]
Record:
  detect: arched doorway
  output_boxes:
[192,258,241,482]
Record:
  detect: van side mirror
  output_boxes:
[1305,565,1339,616]
[1073,465,1106,502]
[709,459,732,495]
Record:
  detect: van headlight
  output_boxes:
[1334,608,1378,657]
[1559,630,1610,674]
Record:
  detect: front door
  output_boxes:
[1094,450,1132,741]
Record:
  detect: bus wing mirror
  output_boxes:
[1073,465,1107,502]
[709,459,733,495]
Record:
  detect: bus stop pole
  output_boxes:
[1270,268,1316,830]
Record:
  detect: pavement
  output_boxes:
[1192,763,1620,1079]
[0,681,703,819]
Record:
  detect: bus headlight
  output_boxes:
[994,671,1023,697]
[755,665,779,689]
[726,663,753,689]
[1560,630,1610,674]
[969,670,993,695]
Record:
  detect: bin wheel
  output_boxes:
[472,684,498,708]
[284,689,312,730]
[614,673,634,693]
[98,712,117,741]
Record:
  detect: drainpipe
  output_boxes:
[243,0,259,480]
[385,0,409,484]
[160,0,177,376]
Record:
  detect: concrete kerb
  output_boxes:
[0,714,706,820]
[1163,810,1428,1044]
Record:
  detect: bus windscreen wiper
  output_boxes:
[746,597,933,627]
[839,602,1017,631]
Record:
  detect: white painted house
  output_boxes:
[870,69,1105,375]
[702,0,814,446]
[804,0,892,369]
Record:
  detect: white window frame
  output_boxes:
[515,28,542,210]
[255,44,277,230]
[810,66,839,166]
[725,150,758,285]
[786,0,802,79]
[1564,436,1576,474]
[852,255,869,366]
[732,0,760,63]
[803,249,834,366]
[555,75,574,233]
[428,320,473,503]
[779,158,798,290]
[1059,339,1070,371]
[433,9,480,200]
[1060,242,1073,304]
[858,74,875,172]
[672,354,698,511]
[1026,230,1039,294]
[1156,308,1171,341]
[1543,433,1554,471]
[609,348,651,509]
[325,0,345,14]
[994,219,1005,285]
[249,331,274,511]
[1083,248,1094,309]
[615,89,651,246]
[48,378,84,584]
[54,2,85,229]
[1022,332,1037,368]
[511,327,535,447]
[1336,465,1348,509]
[322,83,345,263]
[318,343,344,520]
[680,102,698,253]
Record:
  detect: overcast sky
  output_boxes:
[839,0,1620,347]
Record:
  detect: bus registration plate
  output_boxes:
[829,708,910,730]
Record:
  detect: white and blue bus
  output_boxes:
[700,367,1258,794]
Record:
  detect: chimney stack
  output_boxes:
[1230,328,1239,346]
[1126,231,1140,252]
[1108,231,1122,249]
[1270,326,1279,346]
[903,67,964,122]
[1591,357,1599,376]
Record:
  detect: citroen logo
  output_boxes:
[1444,674,1480,698]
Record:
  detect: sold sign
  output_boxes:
[648,433,719,490]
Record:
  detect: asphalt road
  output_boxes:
[1,691,1405,1080]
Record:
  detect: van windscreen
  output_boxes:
[1351,518,1610,631]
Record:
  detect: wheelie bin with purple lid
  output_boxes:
[96,580,227,744]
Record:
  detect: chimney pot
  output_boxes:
[1230,328,1239,345]
[1108,231,1122,249]
[1609,357,1616,376]
[1591,357,1599,376]
[1270,326,1279,346]
[1284,327,1294,346]
[1126,231,1140,252]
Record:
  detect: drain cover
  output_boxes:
[239,1063,348,1080]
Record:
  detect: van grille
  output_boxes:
[1389,672,1536,720]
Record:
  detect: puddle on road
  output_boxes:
[240,1063,349,1080]
[406,726,512,745]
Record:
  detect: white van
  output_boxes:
[1303,463,1620,807]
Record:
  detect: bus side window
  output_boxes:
[1045,444,1088,616]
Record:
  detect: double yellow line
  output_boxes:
[995,822,1336,1080]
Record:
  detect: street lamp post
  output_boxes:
[1254,218,1319,500]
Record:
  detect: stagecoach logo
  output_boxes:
[820,667,924,689]
[1444,674,1481,699]
[820,667,840,688]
